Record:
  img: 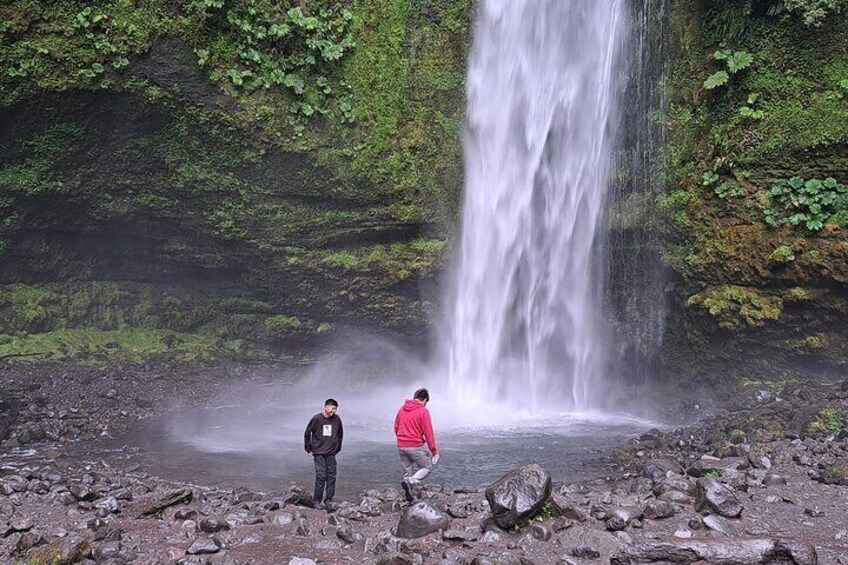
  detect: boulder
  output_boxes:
[686,457,747,478]
[27,533,91,564]
[642,500,675,520]
[485,464,552,529]
[186,537,222,555]
[396,501,450,539]
[134,488,193,518]
[611,538,817,565]
[695,478,743,518]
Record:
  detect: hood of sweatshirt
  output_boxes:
[402,399,425,412]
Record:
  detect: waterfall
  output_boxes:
[445,0,628,412]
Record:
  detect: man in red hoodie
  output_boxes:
[394,387,439,503]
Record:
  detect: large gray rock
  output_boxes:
[186,537,222,555]
[134,488,193,518]
[642,500,675,520]
[396,501,450,539]
[28,533,91,564]
[485,464,552,529]
[686,457,747,478]
[610,538,817,565]
[695,478,742,518]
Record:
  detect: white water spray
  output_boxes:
[447,0,627,412]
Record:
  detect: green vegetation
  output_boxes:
[686,285,783,329]
[778,0,847,27]
[806,407,845,436]
[189,0,353,118]
[703,49,753,90]
[769,244,795,264]
[0,282,335,364]
[765,177,848,231]
[316,239,446,280]
[0,123,86,201]
[0,0,166,104]
[0,328,230,364]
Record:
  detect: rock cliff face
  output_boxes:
[0,1,469,363]
[659,1,848,384]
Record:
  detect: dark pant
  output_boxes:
[313,454,337,502]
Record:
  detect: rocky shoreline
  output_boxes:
[2,367,848,564]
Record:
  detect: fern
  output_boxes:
[704,71,729,90]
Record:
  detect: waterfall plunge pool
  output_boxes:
[105,405,656,498]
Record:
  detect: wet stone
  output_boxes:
[186,537,222,555]
[530,523,552,541]
[199,517,229,533]
[571,545,601,559]
[296,517,311,536]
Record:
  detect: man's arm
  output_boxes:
[422,410,437,455]
[336,418,343,454]
[304,416,316,453]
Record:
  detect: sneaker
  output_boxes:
[401,478,414,503]
[312,500,324,510]
[324,500,336,512]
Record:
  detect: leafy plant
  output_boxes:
[738,93,764,120]
[704,0,754,43]
[806,408,845,436]
[769,245,795,264]
[704,49,754,90]
[765,176,848,231]
[769,0,847,26]
[714,180,746,199]
[189,0,354,116]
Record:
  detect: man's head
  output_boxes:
[413,388,429,404]
[323,398,338,417]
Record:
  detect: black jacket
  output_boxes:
[304,413,343,455]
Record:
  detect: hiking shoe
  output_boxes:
[401,478,414,503]
[312,500,324,510]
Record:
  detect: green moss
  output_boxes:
[806,408,845,436]
[338,0,412,187]
[686,285,784,329]
[786,286,810,301]
[409,238,446,253]
[820,465,848,484]
[788,333,827,351]
[322,250,361,270]
[0,0,168,105]
[0,122,86,198]
[0,328,228,364]
[769,245,795,264]
[264,315,301,330]
[316,238,447,281]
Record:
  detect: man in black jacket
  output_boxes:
[303,398,343,509]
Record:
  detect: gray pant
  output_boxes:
[398,446,432,484]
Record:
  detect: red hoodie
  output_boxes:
[394,399,438,454]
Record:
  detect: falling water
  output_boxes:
[446,0,628,412]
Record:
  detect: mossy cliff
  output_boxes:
[661,0,848,383]
[0,0,469,364]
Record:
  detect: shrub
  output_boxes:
[765,176,848,231]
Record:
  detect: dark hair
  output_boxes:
[413,388,429,402]
[325,398,338,407]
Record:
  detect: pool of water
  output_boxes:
[109,403,654,498]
